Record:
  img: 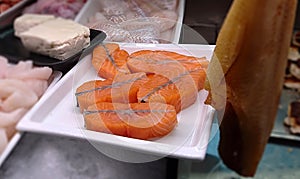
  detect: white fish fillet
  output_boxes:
[0,108,28,128]
[0,79,38,112]
[6,65,52,80]
[0,56,8,79]
[24,79,49,98]
[0,129,8,154]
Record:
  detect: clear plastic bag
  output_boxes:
[86,0,179,43]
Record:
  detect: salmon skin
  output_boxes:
[76,72,147,112]
[127,50,208,90]
[83,102,178,140]
[92,43,130,79]
[138,70,205,113]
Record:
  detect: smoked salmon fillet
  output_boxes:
[92,43,130,79]
[83,102,178,140]
[75,72,147,112]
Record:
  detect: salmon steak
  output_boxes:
[83,102,178,140]
[128,50,208,71]
[75,72,147,112]
[138,72,204,113]
[92,43,130,79]
[127,50,208,90]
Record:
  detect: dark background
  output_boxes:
[182,0,300,44]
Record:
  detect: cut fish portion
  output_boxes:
[0,79,38,112]
[83,102,177,140]
[138,71,205,113]
[127,50,207,113]
[0,57,53,153]
[0,56,8,79]
[76,44,210,140]
[76,72,147,112]
[0,108,28,128]
[129,50,209,70]
[127,50,208,90]
[92,43,130,79]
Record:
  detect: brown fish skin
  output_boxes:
[83,102,178,140]
[76,72,147,112]
[204,0,297,177]
[92,43,130,79]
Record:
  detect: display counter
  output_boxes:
[0,1,300,178]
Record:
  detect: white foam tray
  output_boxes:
[17,43,215,160]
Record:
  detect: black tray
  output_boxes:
[0,26,106,74]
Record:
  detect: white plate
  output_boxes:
[0,70,62,167]
[75,0,185,43]
[17,44,215,160]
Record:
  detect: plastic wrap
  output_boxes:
[86,0,178,43]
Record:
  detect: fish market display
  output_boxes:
[76,43,208,140]
[23,0,86,19]
[85,0,179,43]
[0,56,53,154]
[204,0,297,177]
[14,14,90,60]
[0,0,22,14]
